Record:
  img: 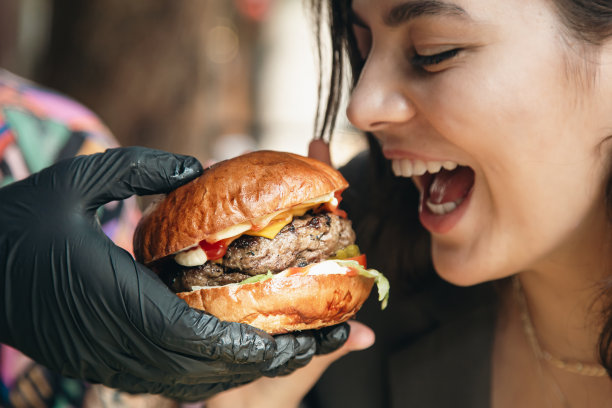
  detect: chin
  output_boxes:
[431,244,507,287]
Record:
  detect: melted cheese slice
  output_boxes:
[247,216,292,239]
[245,205,313,239]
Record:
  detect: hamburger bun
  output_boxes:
[178,271,374,334]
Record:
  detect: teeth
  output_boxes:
[391,158,459,178]
[427,161,442,174]
[426,197,464,215]
[400,159,414,177]
[443,161,458,171]
[413,160,427,176]
[392,159,402,176]
[390,158,466,215]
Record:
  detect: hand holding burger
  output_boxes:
[0,147,352,402]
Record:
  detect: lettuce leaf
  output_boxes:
[333,260,390,310]
[239,270,274,285]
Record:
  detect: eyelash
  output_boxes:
[411,48,460,67]
[349,19,461,71]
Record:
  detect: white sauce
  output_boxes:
[174,245,208,267]
[300,260,349,276]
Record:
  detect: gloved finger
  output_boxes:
[268,332,318,377]
[119,257,277,367]
[40,146,202,209]
[313,322,350,355]
[51,242,277,385]
[287,332,317,370]
[258,334,299,377]
[92,337,261,390]
[258,332,318,377]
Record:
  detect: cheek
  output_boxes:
[423,54,567,155]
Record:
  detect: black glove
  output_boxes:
[0,147,349,401]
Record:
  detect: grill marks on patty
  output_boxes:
[154,212,356,292]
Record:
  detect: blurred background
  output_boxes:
[0,0,366,168]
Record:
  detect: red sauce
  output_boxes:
[199,239,229,261]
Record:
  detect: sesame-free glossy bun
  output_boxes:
[133,150,348,265]
[177,271,374,334]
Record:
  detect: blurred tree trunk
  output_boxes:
[0,0,18,70]
[34,0,259,162]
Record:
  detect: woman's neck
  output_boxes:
[493,198,612,407]
[518,236,610,366]
[492,274,612,408]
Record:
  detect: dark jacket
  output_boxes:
[305,152,498,408]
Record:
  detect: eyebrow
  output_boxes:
[384,1,469,26]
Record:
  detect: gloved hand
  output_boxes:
[0,147,349,401]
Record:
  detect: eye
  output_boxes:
[411,48,460,71]
[351,23,372,62]
[349,8,372,62]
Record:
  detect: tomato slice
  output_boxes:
[286,266,307,276]
[346,254,367,268]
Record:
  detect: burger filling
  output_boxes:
[153,211,356,292]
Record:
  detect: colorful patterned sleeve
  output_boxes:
[0,69,140,250]
[0,69,141,407]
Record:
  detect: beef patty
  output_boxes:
[153,212,356,292]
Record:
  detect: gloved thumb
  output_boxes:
[319,320,374,362]
[39,147,203,210]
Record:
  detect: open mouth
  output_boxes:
[391,159,475,216]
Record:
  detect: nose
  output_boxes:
[346,58,415,132]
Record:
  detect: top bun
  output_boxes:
[133,150,348,265]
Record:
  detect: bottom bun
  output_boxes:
[177,272,374,334]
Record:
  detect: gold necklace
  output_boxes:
[512,276,607,377]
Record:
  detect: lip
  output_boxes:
[417,174,474,235]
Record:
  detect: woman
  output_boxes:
[207,0,612,407]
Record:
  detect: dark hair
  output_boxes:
[309,0,612,377]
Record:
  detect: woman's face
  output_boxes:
[348,0,612,285]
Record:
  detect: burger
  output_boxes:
[133,150,388,334]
